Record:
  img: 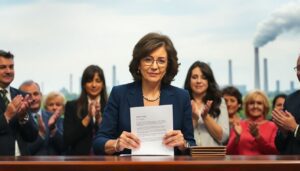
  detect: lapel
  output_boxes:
[159,84,175,105]
[0,96,5,112]
[127,81,144,107]
[9,87,19,99]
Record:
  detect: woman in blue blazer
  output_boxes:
[93,32,195,155]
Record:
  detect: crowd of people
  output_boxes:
[1,32,300,156]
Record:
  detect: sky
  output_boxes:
[0,0,299,94]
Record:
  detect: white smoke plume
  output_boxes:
[254,2,300,47]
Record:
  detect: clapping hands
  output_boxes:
[191,100,213,121]
[4,94,32,122]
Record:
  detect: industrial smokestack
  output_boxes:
[254,47,261,89]
[254,2,300,47]
[290,81,295,92]
[228,59,233,85]
[69,74,73,93]
[263,58,269,93]
[112,65,117,87]
[276,80,280,93]
[41,82,44,93]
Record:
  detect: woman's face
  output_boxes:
[274,97,285,111]
[46,96,64,114]
[84,73,103,99]
[139,46,168,85]
[246,95,265,118]
[223,94,240,116]
[190,67,208,96]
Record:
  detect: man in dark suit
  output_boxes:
[0,50,38,156]
[19,80,64,155]
[273,55,300,154]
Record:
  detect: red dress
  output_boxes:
[226,120,278,155]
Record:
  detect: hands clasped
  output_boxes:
[88,101,101,124]
[191,100,213,121]
[4,94,32,122]
[272,109,298,133]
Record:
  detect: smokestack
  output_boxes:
[290,81,295,92]
[276,80,280,93]
[254,47,261,89]
[69,74,73,93]
[228,59,233,85]
[263,58,269,93]
[112,65,117,87]
[41,82,44,93]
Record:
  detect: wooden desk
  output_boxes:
[1,155,300,171]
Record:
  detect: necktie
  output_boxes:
[33,114,38,124]
[0,89,9,107]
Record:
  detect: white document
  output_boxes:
[130,105,174,156]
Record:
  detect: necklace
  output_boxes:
[143,94,160,102]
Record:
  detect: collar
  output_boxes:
[88,95,101,104]
[0,86,10,93]
[32,109,42,117]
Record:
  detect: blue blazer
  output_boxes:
[28,110,64,155]
[93,81,195,155]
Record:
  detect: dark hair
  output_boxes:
[77,65,108,118]
[272,93,287,109]
[129,32,179,85]
[221,86,243,111]
[0,50,14,59]
[184,61,221,118]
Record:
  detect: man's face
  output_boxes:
[19,83,42,112]
[0,57,14,88]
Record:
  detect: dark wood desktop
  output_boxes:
[1,155,300,171]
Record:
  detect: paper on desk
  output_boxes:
[130,105,174,156]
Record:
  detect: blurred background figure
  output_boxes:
[184,61,229,147]
[44,91,65,154]
[0,50,37,156]
[222,86,243,128]
[64,65,108,155]
[227,90,278,155]
[273,55,300,154]
[272,94,287,111]
[44,91,65,115]
[19,80,64,155]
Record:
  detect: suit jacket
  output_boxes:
[275,90,300,154]
[64,100,98,155]
[28,110,64,155]
[93,81,196,155]
[0,87,38,156]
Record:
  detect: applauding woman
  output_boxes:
[227,90,278,155]
[222,86,243,128]
[64,65,108,155]
[184,61,229,146]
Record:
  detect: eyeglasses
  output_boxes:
[142,56,167,67]
[294,66,300,72]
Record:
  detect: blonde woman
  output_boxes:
[227,90,278,155]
